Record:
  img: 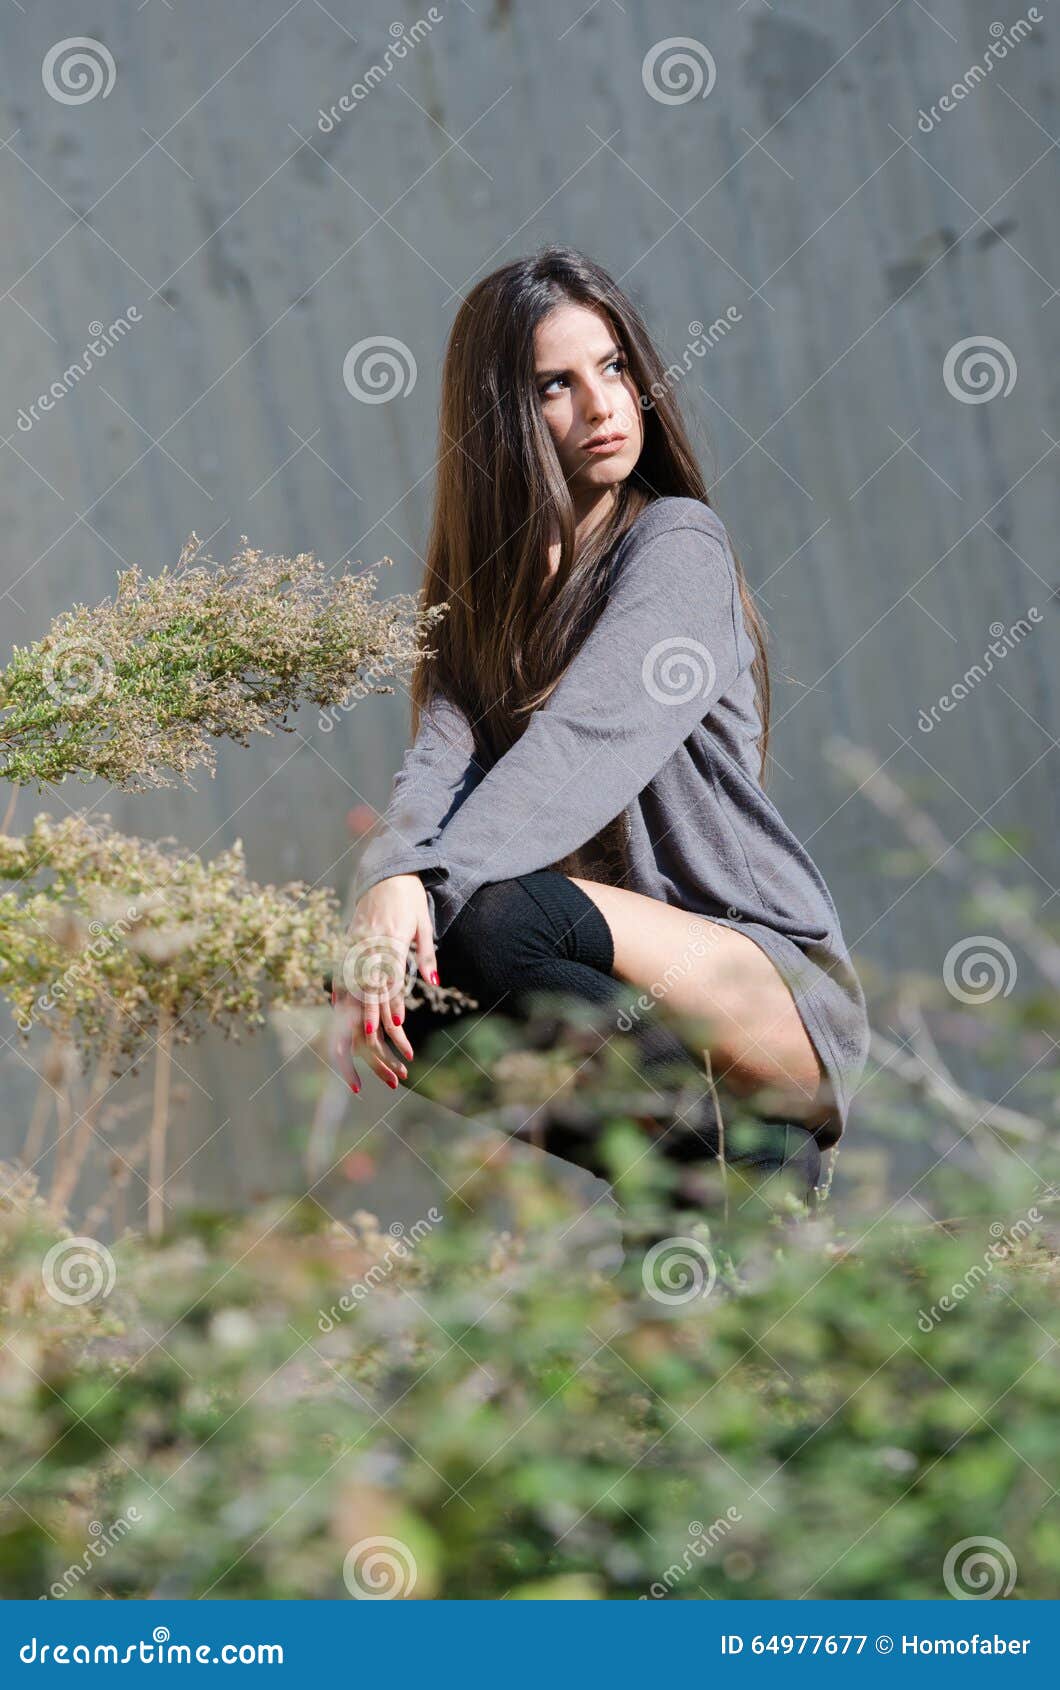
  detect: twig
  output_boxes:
[829,736,1060,989]
[703,1046,729,1222]
[148,1002,174,1239]
[0,779,18,834]
[19,1039,58,1170]
[868,1026,1045,1143]
[304,1066,352,1182]
[82,1119,152,1237]
[47,1041,77,1214]
[48,1017,122,1220]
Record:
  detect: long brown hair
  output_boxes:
[410,245,772,798]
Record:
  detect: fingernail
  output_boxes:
[349,1081,360,1093]
[365,1022,373,1035]
[394,1014,402,1026]
[430,971,440,986]
[387,1075,398,1088]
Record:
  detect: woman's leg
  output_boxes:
[568,877,835,1133]
[399,869,703,1087]
[394,871,822,1200]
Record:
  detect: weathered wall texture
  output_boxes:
[2,1,1056,1212]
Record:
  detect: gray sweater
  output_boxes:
[352,496,871,1147]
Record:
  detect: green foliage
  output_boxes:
[1,1128,1057,1600]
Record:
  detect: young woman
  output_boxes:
[329,245,871,1204]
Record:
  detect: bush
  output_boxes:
[2,1109,1057,1600]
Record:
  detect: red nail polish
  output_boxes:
[430,971,439,986]
[365,1022,373,1035]
[388,1075,398,1088]
[350,1081,360,1093]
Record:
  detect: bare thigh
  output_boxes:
[570,877,832,1127]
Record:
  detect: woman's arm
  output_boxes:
[351,690,484,912]
[423,501,754,937]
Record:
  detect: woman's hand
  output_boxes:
[330,873,439,1092]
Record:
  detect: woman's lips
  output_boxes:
[582,434,627,454]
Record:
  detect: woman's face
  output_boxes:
[534,303,643,511]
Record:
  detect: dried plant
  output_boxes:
[0,533,444,792]
[0,811,344,1073]
[0,536,461,1223]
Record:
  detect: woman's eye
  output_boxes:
[538,357,626,399]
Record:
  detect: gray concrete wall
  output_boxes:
[2,1,1056,1215]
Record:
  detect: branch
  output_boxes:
[868,1025,1045,1143]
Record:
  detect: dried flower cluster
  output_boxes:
[0,533,445,792]
[0,811,343,1072]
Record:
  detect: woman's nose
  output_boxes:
[583,380,613,423]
